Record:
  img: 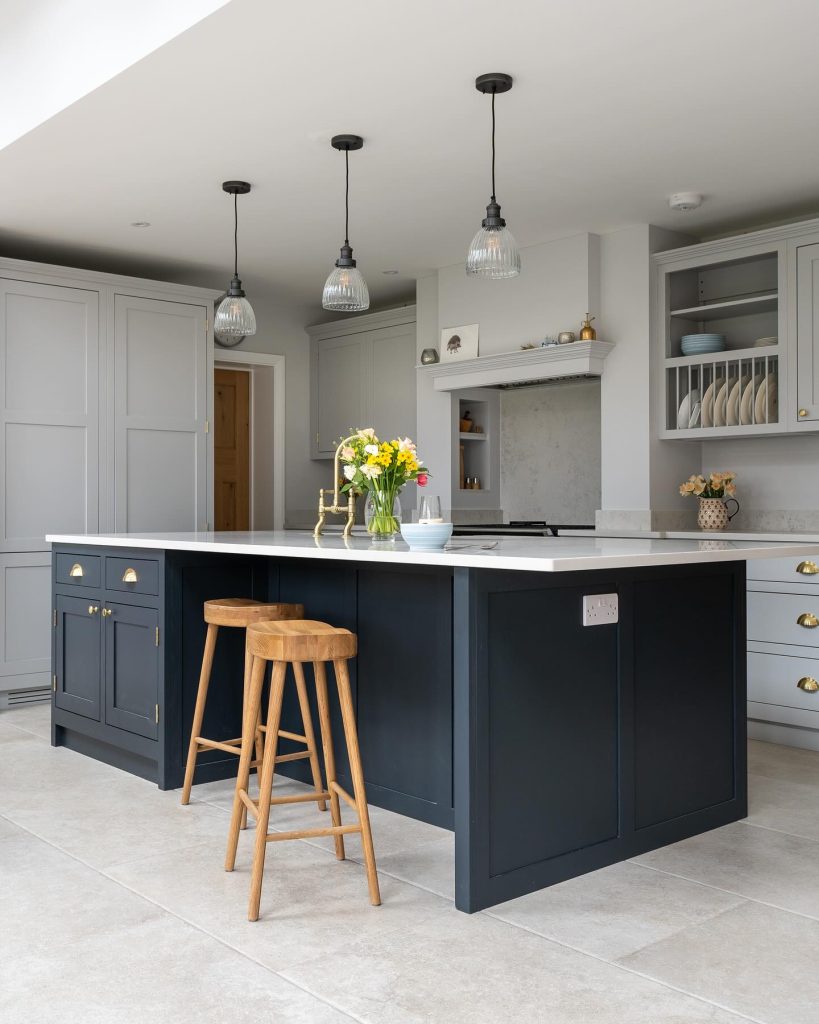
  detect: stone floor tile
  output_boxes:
[748,737,819,782]
[619,900,819,1024]
[486,861,746,961]
[747,772,819,842]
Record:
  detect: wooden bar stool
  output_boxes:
[225,620,380,920]
[181,599,327,821]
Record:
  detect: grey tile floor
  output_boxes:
[0,704,815,1023]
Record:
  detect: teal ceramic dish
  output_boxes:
[399,522,454,551]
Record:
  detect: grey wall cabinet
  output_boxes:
[308,306,417,458]
[795,236,819,424]
[0,258,218,704]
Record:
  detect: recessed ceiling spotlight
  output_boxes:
[130,221,151,227]
[668,192,703,212]
[382,270,399,275]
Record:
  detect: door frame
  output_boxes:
[214,351,285,531]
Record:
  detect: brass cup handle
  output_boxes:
[121,567,138,583]
[797,676,819,693]
[69,563,84,578]
[797,560,819,575]
[797,612,819,628]
[87,605,99,615]
[101,608,113,618]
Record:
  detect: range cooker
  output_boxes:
[451,521,595,537]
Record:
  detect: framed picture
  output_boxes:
[440,323,479,362]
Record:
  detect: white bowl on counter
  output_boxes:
[400,522,454,550]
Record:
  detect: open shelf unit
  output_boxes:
[451,389,500,510]
[658,245,786,438]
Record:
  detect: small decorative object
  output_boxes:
[459,410,473,432]
[420,348,439,365]
[441,323,479,362]
[558,331,576,345]
[338,429,428,540]
[401,503,453,551]
[679,471,739,531]
[541,336,558,347]
[520,342,537,350]
[579,315,597,341]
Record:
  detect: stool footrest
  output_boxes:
[329,780,358,811]
[270,789,332,806]
[265,824,362,843]
[195,737,242,755]
[273,750,311,764]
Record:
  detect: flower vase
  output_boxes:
[697,497,739,531]
[364,490,402,540]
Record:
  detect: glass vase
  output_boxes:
[364,489,402,540]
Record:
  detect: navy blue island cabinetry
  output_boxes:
[48,531,804,912]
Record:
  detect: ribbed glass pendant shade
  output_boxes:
[214,292,257,336]
[322,265,370,312]
[466,223,521,279]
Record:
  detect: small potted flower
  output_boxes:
[679,471,739,531]
[339,429,429,540]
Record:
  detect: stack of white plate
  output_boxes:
[680,334,726,356]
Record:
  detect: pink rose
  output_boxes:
[417,473,428,486]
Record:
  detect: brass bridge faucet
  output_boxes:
[314,435,357,538]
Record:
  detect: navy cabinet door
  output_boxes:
[55,593,102,721]
[104,602,159,740]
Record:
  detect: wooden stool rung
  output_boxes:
[238,790,258,817]
[196,737,243,755]
[277,728,308,744]
[329,780,358,811]
[274,750,311,764]
[265,823,362,843]
[269,790,331,806]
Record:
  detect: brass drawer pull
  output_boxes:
[69,563,84,578]
[101,608,113,618]
[797,560,819,575]
[121,567,139,583]
[797,676,819,693]
[797,612,819,628]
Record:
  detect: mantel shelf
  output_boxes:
[420,341,614,391]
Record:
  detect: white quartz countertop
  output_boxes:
[45,530,819,573]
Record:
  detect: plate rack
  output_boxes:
[666,350,779,435]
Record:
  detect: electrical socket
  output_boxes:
[582,593,619,626]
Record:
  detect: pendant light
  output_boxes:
[466,73,521,279]
[214,180,256,343]
[322,135,370,312]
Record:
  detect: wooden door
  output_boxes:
[113,294,208,532]
[214,368,250,531]
[796,241,819,422]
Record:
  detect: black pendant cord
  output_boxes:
[490,91,497,203]
[233,191,239,278]
[344,147,350,246]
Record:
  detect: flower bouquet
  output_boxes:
[679,471,739,531]
[340,428,429,538]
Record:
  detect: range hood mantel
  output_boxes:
[421,341,614,391]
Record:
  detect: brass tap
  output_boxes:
[314,435,357,538]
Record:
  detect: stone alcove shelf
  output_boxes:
[420,341,615,391]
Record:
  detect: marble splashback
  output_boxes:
[500,380,601,524]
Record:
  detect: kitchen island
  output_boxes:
[46,530,819,911]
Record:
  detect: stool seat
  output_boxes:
[247,620,357,663]
[204,599,304,628]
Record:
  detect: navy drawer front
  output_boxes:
[55,552,102,589]
[105,556,159,597]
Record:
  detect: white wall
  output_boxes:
[500,381,601,523]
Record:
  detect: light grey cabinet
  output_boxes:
[0,258,217,703]
[309,306,417,459]
[795,237,819,424]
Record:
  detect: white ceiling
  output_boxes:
[1,0,818,314]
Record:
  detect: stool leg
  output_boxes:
[334,658,381,906]
[314,660,344,860]
[293,661,327,812]
[181,623,218,805]
[239,646,254,830]
[225,654,266,872]
[249,660,287,922]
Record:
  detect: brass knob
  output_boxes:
[69,563,84,578]
[87,605,99,615]
[101,608,112,618]
[797,560,819,575]
[797,676,819,693]
[121,567,138,583]
[799,409,808,417]
[797,612,819,628]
